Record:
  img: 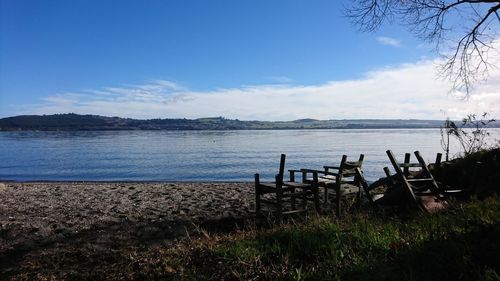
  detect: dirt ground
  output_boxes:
[0,182,255,280]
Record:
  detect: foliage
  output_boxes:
[440,117,454,161]
[441,112,496,157]
[433,147,500,198]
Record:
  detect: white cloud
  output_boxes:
[17,58,500,120]
[376,36,402,47]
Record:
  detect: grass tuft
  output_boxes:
[144,197,500,280]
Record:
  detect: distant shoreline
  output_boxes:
[0,127,449,131]
[3,113,498,131]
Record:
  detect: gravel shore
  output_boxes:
[0,181,254,278]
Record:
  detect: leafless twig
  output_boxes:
[346,0,500,97]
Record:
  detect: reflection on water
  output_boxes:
[1,129,498,181]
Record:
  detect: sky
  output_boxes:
[1,0,499,120]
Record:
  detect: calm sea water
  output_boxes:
[1,129,498,182]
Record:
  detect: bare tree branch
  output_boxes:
[346,0,500,98]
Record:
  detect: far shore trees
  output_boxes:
[346,0,500,97]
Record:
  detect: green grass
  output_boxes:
[137,197,500,281]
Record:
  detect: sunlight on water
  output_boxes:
[1,129,498,181]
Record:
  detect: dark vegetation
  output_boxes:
[434,148,500,199]
[157,198,500,281]
[2,113,499,131]
[441,113,497,160]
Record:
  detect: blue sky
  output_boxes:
[1,0,499,120]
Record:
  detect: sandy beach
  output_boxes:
[0,181,255,279]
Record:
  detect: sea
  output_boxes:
[1,129,498,182]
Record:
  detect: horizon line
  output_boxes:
[0,112,462,122]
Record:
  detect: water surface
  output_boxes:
[1,129,496,181]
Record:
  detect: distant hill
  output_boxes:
[0,113,498,131]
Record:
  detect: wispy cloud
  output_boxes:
[266,76,294,84]
[376,36,402,48]
[15,60,500,120]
